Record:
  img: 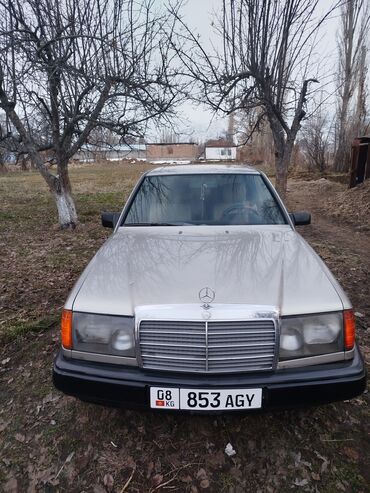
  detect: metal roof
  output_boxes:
[80,143,146,151]
[146,142,197,146]
[205,144,237,148]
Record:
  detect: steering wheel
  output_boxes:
[221,204,261,223]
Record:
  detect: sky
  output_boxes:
[165,0,342,143]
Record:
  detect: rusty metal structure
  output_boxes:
[349,136,370,188]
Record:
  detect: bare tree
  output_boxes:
[301,111,330,173]
[159,130,180,144]
[235,109,274,165]
[0,0,182,228]
[174,0,339,197]
[334,0,370,172]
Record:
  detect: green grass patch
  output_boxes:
[0,314,59,343]
[330,462,368,491]
[0,211,17,221]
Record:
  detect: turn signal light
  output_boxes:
[343,310,355,350]
[61,309,73,349]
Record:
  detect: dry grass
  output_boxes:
[325,180,370,230]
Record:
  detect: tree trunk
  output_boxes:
[334,96,351,172]
[53,158,78,229]
[53,189,78,229]
[268,114,293,199]
[354,45,367,136]
[20,156,28,171]
[274,146,292,199]
[334,1,355,173]
[0,153,6,173]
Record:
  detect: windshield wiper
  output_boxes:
[124,222,185,226]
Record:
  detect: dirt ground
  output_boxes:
[0,164,369,493]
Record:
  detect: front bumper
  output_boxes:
[53,345,367,411]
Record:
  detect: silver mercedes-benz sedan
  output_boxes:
[53,165,366,411]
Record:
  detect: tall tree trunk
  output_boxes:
[354,45,367,136]
[334,0,355,172]
[274,142,293,199]
[335,93,351,172]
[268,113,293,199]
[0,152,6,173]
[19,155,28,170]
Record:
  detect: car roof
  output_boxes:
[146,164,260,176]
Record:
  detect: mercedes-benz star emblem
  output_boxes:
[199,287,215,309]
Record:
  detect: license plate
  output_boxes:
[150,387,262,411]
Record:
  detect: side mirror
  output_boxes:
[101,212,121,229]
[290,212,311,226]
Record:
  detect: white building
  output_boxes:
[205,144,237,161]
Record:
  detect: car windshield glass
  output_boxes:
[123,173,287,226]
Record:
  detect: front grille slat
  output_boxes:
[209,348,274,355]
[142,354,206,361]
[141,333,204,341]
[139,319,276,373]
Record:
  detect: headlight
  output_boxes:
[72,312,135,357]
[279,312,343,361]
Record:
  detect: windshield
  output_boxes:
[123,173,287,226]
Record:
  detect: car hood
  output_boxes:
[69,225,347,317]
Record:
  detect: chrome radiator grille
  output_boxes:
[139,319,277,373]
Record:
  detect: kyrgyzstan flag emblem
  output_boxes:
[156,400,165,407]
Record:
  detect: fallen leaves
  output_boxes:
[14,433,25,443]
[3,478,18,493]
[355,312,365,318]
[0,418,10,432]
[42,393,60,405]
[93,484,106,493]
[103,473,114,492]
[55,451,75,479]
[342,447,360,462]
[205,450,225,469]
[151,473,163,487]
[196,468,210,489]
[199,478,210,489]
[120,468,135,492]
[293,478,309,487]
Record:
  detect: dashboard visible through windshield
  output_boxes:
[123,173,287,226]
